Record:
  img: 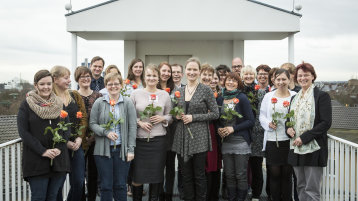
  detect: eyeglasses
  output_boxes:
[107,83,120,87]
[258,73,269,76]
[79,75,91,79]
[232,65,243,69]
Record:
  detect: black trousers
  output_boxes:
[249,156,263,199]
[179,152,207,201]
[164,150,176,195]
[206,170,221,201]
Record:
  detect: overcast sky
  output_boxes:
[1,0,357,84]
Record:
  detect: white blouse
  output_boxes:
[259,90,297,150]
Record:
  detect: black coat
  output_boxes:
[286,87,332,167]
[216,92,255,145]
[17,101,71,180]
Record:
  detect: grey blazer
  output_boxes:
[89,96,137,160]
[172,83,219,161]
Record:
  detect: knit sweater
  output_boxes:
[89,96,137,160]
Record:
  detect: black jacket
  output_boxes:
[286,87,332,167]
[17,101,71,180]
[216,92,255,145]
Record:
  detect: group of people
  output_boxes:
[18,55,332,201]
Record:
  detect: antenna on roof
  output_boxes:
[65,0,72,13]
[292,0,302,12]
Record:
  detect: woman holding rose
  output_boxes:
[17,70,71,201]
[259,69,296,201]
[51,66,88,201]
[216,72,255,201]
[89,72,137,201]
[130,64,172,201]
[286,62,332,201]
[172,57,219,201]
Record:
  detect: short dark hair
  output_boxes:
[75,66,92,82]
[256,64,271,73]
[90,56,105,66]
[216,64,231,73]
[171,63,183,72]
[268,67,279,86]
[223,72,244,90]
[294,62,317,83]
[274,69,290,81]
[34,69,53,84]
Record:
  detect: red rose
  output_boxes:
[233,98,240,104]
[76,111,83,119]
[271,98,278,104]
[150,94,156,100]
[60,110,68,119]
[174,91,180,98]
[109,99,116,106]
[165,88,170,93]
[255,85,260,90]
[124,79,130,85]
[214,92,218,98]
[132,84,138,89]
[283,100,290,108]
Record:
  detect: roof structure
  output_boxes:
[65,0,301,41]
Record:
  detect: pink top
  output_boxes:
[130,89,172,138]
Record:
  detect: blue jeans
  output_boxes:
[67,147,85,201]
[95,146,130,201]
[28,174,66,201]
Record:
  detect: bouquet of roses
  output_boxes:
[169,91,193,139]
[44,110,70,166]
[220,98,242,142]
[140,94,162,141]
[68,111,86,156]
[271,98,293,147]
[101,99,124,149]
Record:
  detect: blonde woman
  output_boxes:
[51,66,88,201]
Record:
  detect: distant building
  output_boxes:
[4,77,23,91]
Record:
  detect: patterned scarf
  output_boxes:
[290,85,320,154]
[222,88,239,100]
[26,90,63,119]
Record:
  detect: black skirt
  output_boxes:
[265,140,290,166]
[132,135,167,184]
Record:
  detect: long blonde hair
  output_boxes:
[50,65,72,105]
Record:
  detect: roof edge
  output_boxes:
[247,0,302,17]
[65,0,119,17]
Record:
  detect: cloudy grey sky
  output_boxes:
[1,0,357,83]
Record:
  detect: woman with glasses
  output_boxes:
[74,66,102,201]
[89,72,137,201]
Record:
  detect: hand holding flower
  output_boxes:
[138,121,153,132]
[107,132,119,142]
[287,127,296,138]
[150,115,166,124]
[181,114,193,125]
[269,122,277,130]
[42,148,61,159]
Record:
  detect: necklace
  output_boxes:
[186,83,199,95]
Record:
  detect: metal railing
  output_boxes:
[322,134,358,201]
[1,134,357,200]
[0,138,70,201]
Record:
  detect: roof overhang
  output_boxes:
[66,0,301,41]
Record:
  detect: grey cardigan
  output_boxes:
[89,96,137,160]
[172,83,219,161]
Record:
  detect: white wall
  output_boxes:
[135,40,235,68]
